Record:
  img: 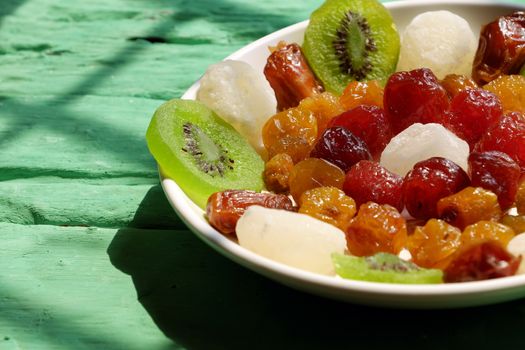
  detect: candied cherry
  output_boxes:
[407,219,462,269]
[206,190,294,235]
[444,241,521,283]
[298,186,356,231]
[474,112,525,171]
[472,11,525,85]
[468,151,521,210]
[384,68,450,134]
[346,202,407,257]
[310,126,372,172]
[288,158,346,203]
[403,157,470,220]
[327,105,393,160]
[264,42,323,111]
[437,187,502,230]
[484,75,525,114]
[461,221,515,247]
[443,89,503,149]
[440,74,478,98]
[262,107,318,163]
[264,153,294,193]
[339,80,384,111]
[343,160,404,212]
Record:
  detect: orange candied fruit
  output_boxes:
[436,187,502,230]
[298,92,345,136]
[484,75,525,113]
[262,107,318,163]
[288,158,345,203]
[500,215,525,234]
[440,74,478,98]
[298,186,356,231]
[264,153,294,193]
[516,180,525,215]
[339,80,384,111]
[461,221,515,247]
[407,219,462,269]
[346,202,407,257]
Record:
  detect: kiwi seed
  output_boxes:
[333,11,377,80]
[182,122,234,177]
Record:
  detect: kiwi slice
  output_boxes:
[146,99,264,209]
[303,0,400,94]
[332,253,443,284]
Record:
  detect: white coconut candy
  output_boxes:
[236,206,346,275]
[507,233,525,275]
[380,123,469,177]
[397,11,477,79]
[197,60,277,158]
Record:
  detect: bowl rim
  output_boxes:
[164,0,525,304]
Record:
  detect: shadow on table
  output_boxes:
[109,188,525,350]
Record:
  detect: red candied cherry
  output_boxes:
[343,160,404,212]
[403,157,470,220]
[475,112,525,172]
[469,151,521,210]
[443,89,503,149]
[384,68,450,134]
[327,105,393,160]
[310,126,372,172]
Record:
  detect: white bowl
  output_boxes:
[161,0,525,308]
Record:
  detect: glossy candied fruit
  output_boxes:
[516,181,525,215]
[384,68,450,134]
[461,220,515,247]
[299,186,357,231]
[327,105,393,160]
[346,202,407,257]
[474,112,525,171]
[262,107,318,163]
[472,12,525,85]
[264,42,323,111]
[288,158,346,203]
[403,157,470,220]
[343,160,404,212]
[298,92,345,136]
[339,80,384,111]
[444,241,521,282]
[440,74,478,98]
[206,190,294,235]
[468,151,521,210]
[310,127,372,172]
[437,187,502,230]
[500,215,525,235]
[407,219,462,269]
[444,89,503,149]
[263,153,294,193]
[484,75,525,114]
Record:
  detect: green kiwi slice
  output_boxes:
[146,99,264,209]
[303,0,400,94]
[332,253,443,284]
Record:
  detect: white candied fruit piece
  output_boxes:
[507,233,525,275]
[236,206,346,275]
[380,123,469,177]
[197,60,277,158]
[397,11,477,79]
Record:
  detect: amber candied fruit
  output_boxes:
[440,74,478,98]
[298,92,345,136]
[288,158,346,203]
[346,202,407,257]
[339,80,384,111]
[437,187,502,230]
[206,190,294,235]
[444,241,521,283]
[262,107,318,163]
[461,221,515,247]
[299,186,356,231]
[500,215,525,234]
[516,181,525,215]
[483,75,525,114]
[264,153,294,193]
[407,219,461,269]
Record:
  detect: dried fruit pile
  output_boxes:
[147,0,525,284]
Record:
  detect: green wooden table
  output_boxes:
[2,0,525,349]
